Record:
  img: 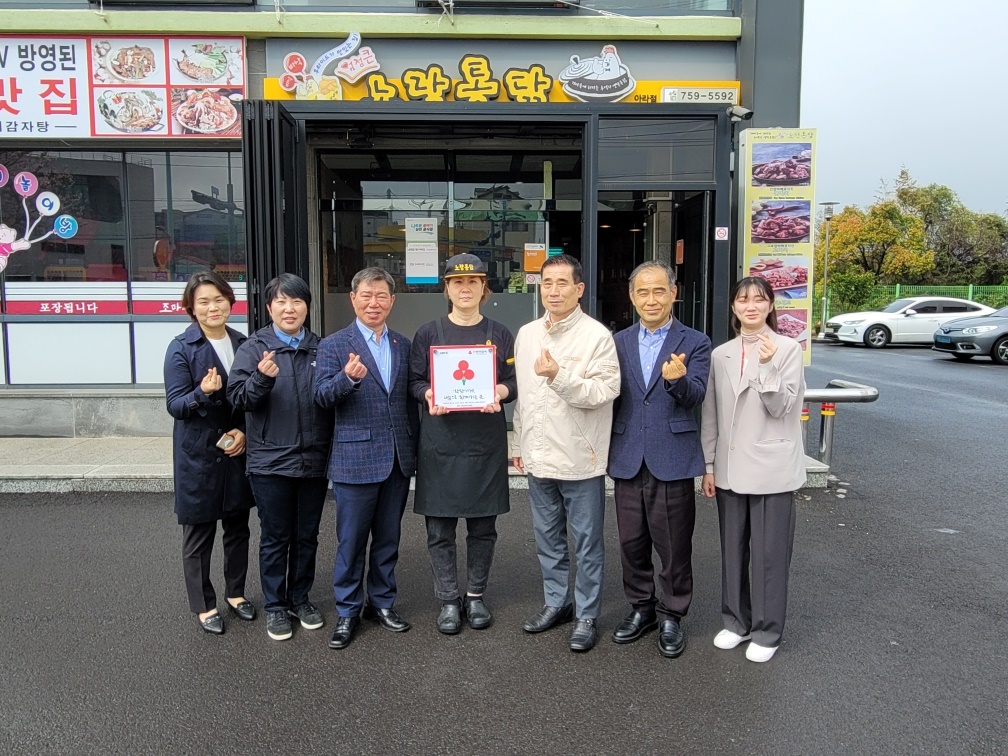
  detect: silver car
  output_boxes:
[932,306,1008,364]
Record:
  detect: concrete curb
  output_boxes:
[0,458,829,494]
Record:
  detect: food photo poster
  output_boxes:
[0,35,245,140]
[738,129,817,364]
[93,38,245,138]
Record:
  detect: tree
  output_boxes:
[815,201,933,283]
[895,171,1008,284]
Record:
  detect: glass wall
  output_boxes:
[316,121,583,339]
[125,151,246,285]
[0,148,244,316]
[0,148,244,385]
[0,151,128,287]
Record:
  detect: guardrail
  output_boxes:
[802,379,879,467]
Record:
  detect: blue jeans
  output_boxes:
[527,475,606,620]
[249,474,328,613]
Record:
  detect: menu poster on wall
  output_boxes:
[738,128,817,365]
[0,36,245,139]
[405,217,439,284]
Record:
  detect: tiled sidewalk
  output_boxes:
[0,437,173,492]
[0,435,828,493]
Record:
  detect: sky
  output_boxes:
[800,0,1008,215]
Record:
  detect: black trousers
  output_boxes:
[250,475,328,613]
[181,510,251,614]
[716,489,797,647]
[613,466,696,620]
[424,515,498,602]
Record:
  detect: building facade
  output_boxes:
[0,0,802,432]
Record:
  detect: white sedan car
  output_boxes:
[823,296,996,348]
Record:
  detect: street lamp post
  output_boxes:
[817,201,838,339]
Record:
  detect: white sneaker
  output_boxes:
[713,629,751,649]
[745,642,778,662]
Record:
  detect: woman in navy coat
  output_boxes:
[164,271,255,635]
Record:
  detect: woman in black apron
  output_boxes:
[408,253,517,635]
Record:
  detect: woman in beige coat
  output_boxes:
[700,276,805,663]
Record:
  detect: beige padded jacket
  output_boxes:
[511,308,620,480]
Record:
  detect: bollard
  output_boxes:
[818,402,836,467]
[801,403,810,452]
[803,380,879,470]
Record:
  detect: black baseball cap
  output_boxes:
[444,253,487,278]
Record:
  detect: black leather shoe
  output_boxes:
[328,616,360,650]
[522,604,574,634]
[612,609,658,644]
[569,619,598,652]
[463,596,492,630]
[658,619,686,658]
[198,612,224,635]
[437,600,463,635]
[227,600,256,622]
[363,605,411,633]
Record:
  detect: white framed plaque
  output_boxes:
[430,345,497,411]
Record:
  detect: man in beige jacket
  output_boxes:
[511,254,620,652]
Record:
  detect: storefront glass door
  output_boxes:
[596,189,711,333]
[314,121,582,339]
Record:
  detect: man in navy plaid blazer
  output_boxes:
[314,267,419,650]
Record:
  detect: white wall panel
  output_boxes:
[7,323,131,384]
[133,321,189,385]
[134,320,249,385]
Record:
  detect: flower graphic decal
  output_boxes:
[453,359,475,385]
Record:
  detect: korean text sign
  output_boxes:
[430,345,497,411]
[0,36,246,139]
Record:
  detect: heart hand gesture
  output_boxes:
[534,348,559,381]
[257,350,279,378]
[344,352,368,381]
[756,333,777,364]
[662,353,688,381]
[200,367,222,394]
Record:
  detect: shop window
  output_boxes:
[126,151,245,283]
[0,150,128,284]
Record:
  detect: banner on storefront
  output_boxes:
[264,35,739,105]
[0,36,246,139]
[738,128,817,365]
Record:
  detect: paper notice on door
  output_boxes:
[405,217,439,283]
[406,242,438,283]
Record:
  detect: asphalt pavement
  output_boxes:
[0,342,1005,755]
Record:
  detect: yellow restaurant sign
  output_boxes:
[264,35,739,105]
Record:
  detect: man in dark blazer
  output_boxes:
[314,267,419,650]
[608,261,711,659]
